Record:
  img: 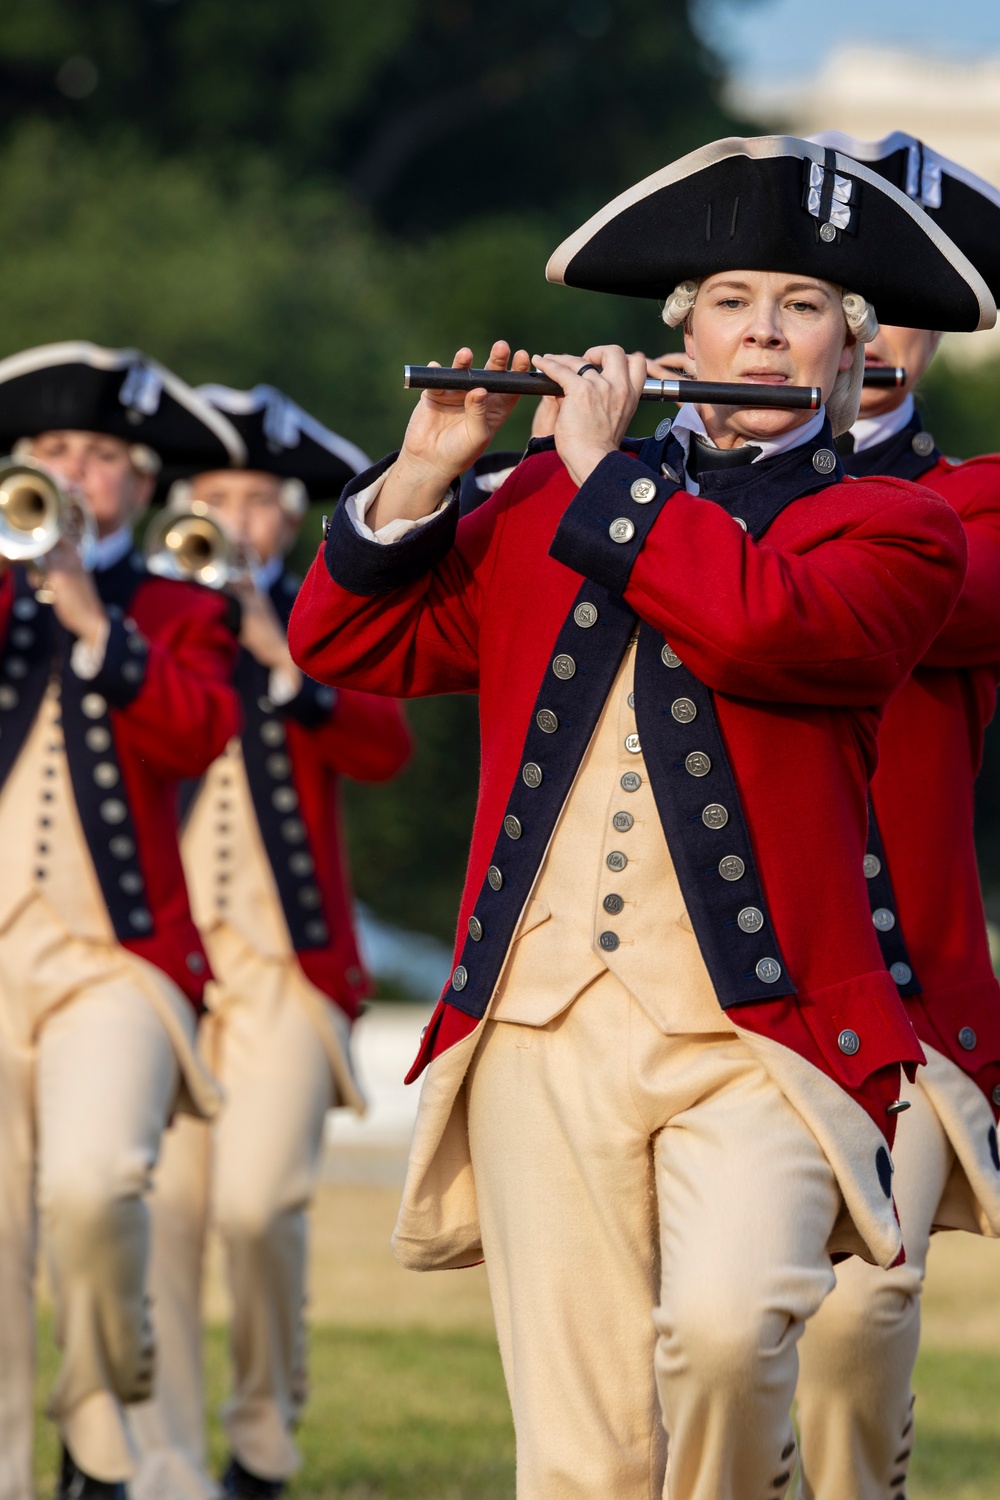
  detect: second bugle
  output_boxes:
[404,366,822,411]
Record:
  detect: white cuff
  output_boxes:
[345,465,452,544]
[268,664,301,706]
[70,619,110,679]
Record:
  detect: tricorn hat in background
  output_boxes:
[807,129,1000,305]
[0,341,246,476]
[195,384,369,501]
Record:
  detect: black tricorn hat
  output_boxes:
[808,130,1000,304]
[546,136,996,333]
[0,341,246,472]
[195,384,369,500]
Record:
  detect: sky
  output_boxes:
[697,0,1000,84]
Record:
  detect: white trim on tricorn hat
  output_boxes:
[195,383,369,502]
[0,341,247,471]
[546,135,996,334]
[808,130,1000,303]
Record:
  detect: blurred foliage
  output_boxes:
[0,0,733,232]
[0,1,746,943]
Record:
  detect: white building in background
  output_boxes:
[728,46,1000,362]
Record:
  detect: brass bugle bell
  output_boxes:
[144,501,251,589]
[0,459,93,563]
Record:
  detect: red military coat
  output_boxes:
[213,567,412,1020]
[290,423,966,1140]
[0,547,240,1005]
[843,420,1000,1121]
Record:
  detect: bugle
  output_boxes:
[144,501,252,590]
[0,459,95,569]
[404,366,823,410]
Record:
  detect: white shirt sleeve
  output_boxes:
[268,664,302,706]
[69,618,111,679]
[344,464,454,544]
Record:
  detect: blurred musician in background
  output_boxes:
[0,342,244,1500]
[130,386,412,1500]
[792,134,1000,1500]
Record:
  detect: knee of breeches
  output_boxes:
[41,1157,149,1259]
[802,1263,919,1376]
[214,1188,291,1251]
[655,1286,799,1391]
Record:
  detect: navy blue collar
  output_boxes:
[838,410,941,482]
[663,418,843,540]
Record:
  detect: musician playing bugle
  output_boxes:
[130,385,412,1500]
[0,343,245,1500]
[288,136,993,1500]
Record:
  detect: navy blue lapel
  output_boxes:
[0,570,54,791]
[231,569,332,952]
[839,411,940,483]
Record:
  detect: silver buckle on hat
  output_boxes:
[905,143,942,210]
[263,391,303,452]
[118,362,163,419]
[805,159,857,240]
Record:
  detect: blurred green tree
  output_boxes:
[0,0,734,230]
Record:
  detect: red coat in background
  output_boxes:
[0,549,240,1005]
[841,415,1000,1209]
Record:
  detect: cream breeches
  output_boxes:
[795,1072,955,1500]
[0,917,179,1499]
[130,943,335,1498]
[465,969,843,1500]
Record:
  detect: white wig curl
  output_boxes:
[660,279,879,437]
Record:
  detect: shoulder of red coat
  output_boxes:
[936,451,1000,474]
[830,472,950,504]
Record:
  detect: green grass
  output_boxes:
[32,1322,999,1497]
[908,1350,1000,1499]
[34,1321,516,1499]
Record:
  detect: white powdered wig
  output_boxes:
[660,279,879,436]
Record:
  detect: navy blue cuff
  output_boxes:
[548,451,679,596]
[282,675,337,729]
[323,453,460,598]
[88,611,149,708]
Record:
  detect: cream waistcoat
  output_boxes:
[0,682,113,939]
[492,639,732,1034]
[183,740,293,961]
